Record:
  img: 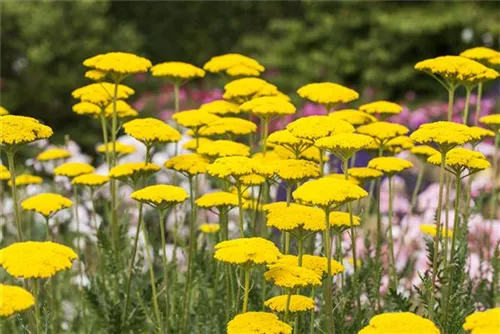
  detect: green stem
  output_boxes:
[73,185,85,326]
[45,216,51,241]
[99,112,110,167]
[319,148,325,176]
[158,210,169,334]
[110,81,120,273]
[387,177,397,291]
[491,134,499,225]
[409,165,425,215]
[7,150,23,241]
[365,179,376,214]
[236,183,245,237]
[183,176,197,331]
[252,185,263,237]
[174,82,180,113]
[447,87,455,122]
[284,184,292,254]
[284,288,292,323]
[323,207,335,334]
[462,87,472,125]
[242,266,252,313]
[33,279,41,334]
[474,83,483,125]
[309,287,316,334]
[262,118,269,155]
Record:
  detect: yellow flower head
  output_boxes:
[199,100,241,116]
[223,78,278,102]
[410,145,440,160]
[293,177,368,208]
[72,83,134,107]
[226,64,261,77]
[329,211,361,228]
[0,171,10,181]
[240,173,266,186]
[123,118,181,147]
[265,295,314,313]
[327,173,361,185]
[428,148,490,174]
[83,52,152,76]
[316,133,374,160]
[0,284,35,317]
[286,116,354,141]
[275,254,344,277]
[348,167,383,181]
[297,82,359,107]
[357,121,409,145]
[0,106,10,116]
[368,157,413,176]
[85,69,106,81]
[359,100,403,117]
[0,115,53,147]
[204,53,265,73]
[199,224,220,234]
[227,312,291,334]
[21,193,73,218]
[183,137,213,151]
[207,156,274,180]
[8,174,43,187]
[71,173,109,188]
[196,191,239,209]
[0,241,77,279]
[150,61,205,80]
[199,117,257,137]
[72,102,101,116]
[108,162,160,185]
[386,136,415,154]
[265,264,322,288]
[131,184,188,210]
[410,121,477,150]
[267,130,311,151]
[468,126,495,144]
[328,109,376,126]
[415,55,499,86]
[97,141,136,156]
[359,312,440,334]
[420,224,453,239]
[272,159,320,183]
[103,100,138,118]
[54,162,94,178]
[239,96,296,118]
[197,140,250,158]
[460,47,500,62]
[479,114,500,130]
[36,148,71,161]
[463,308,500,334]
[164,153,209,176]
[172,109,220,130]
[214,237,281,265]
[266,203,325,232]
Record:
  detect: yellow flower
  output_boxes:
[150,61,205,80]
[329,211,361,228]
[183,137,213,151]
[240,173,266,186]
[468,126,495,143]
[316,133,374,160]
[172,109,220,129]
[72,83,134,106]
[297,82,359,107]
[410,121,477,150]
[359,100,403,117]
[0,106,10,116]
[21,193,72,218]
[71,173,109,188]
[293,177,368,208]
[103,100,138,118]
[348,167,383,181]
[272,159,320,183]
[199,117,257,137]
[275,254,344,277]
[199,100,241,115]
[223,78,278,102]
[359,312,440,334]
[164,153,209,176]
[420,224,453,239]
[97,142,136,156]
[207,156,274,181]
[0,170,10,181]
[83,52,152,76]
[8,174,43,187]
[0,284,35,317]
[386,136,415,154]
[0,115,53,147]
[0,241,78,278]
[368,157,413,176]
[204,53,265,73]
[196,191,239,209]
[265,264,322,288]
[427,148,490,174]
[357,121,409,146]
[131,184,188,210]
[108,162,161,185]
[239,96,296,118]
[214,237,281,265]
[197,140,250,158]
[327,173,361,185]
[36,148,71,161]
[463,308,500,334]
[460,47,500,62]
[123,118,181,147]
[286,116,354,140]
[328,109,376,126]
[54,162,94,178]
[226,64,261,77]
[415,55,499,86]
[199,224,220,234]
[265,295,314,313]
[227,312,291,334]
[410,145,440,159]
[266,203,325,232]
[479,114,500,130]
[84,69,106,81]
[72,102,101,116]
[252,150,283,163]
[267,130,312,154]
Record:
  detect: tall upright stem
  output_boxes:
[174,83,180,113]
[99,112,110,167]
[323,207,335,334]
[474,83,483,125]
[447,88,455,122]
[183,176,197,331]
[6,151,22,241]
[236,183,245,237]
[319,148,325,176]
[242,266,252,313]
[462,87,472,125]
[74,185,85,324]
[491,134,499,227]
[284,185,292,254]
[158,210,169,334]
[33,279,41,334]
[110,81,120,266]
[309,288,316,334]
[387,177,397,290]
[262,118,269,156]
[409,165,425,215]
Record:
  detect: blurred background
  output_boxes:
[1,1,499,153]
